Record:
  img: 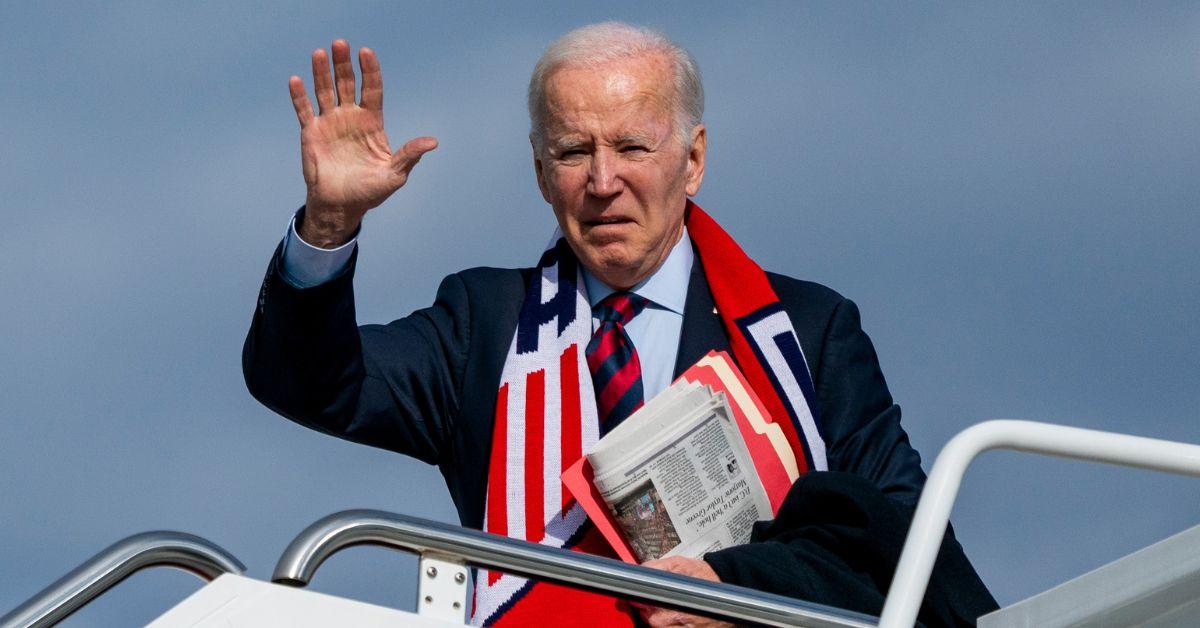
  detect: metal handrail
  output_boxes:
[878,419,1200,628]
[272,509,877,627]
[0,531,245,628]
[15,421,1185,627]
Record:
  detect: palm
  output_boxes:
[288,40,437,244]
[300,106,397,211]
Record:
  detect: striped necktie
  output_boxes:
[586,292,650,435]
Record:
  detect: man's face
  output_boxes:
[533,53,706,290]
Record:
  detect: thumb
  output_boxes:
[393,136,439,175]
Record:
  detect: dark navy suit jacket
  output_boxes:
[243,242,996,624]
[244,242,926,527]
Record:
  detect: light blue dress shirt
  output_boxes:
[280,217,693,400]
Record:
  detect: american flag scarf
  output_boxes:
[472,202,827,625]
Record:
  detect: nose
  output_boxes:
[586,150,624,198]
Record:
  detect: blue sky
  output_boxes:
[1,2,1197,625]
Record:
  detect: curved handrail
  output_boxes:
[878,419,1200,628]
[272,509,876,628]
[1,531,245,628]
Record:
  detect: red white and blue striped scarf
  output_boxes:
[472,202,828,625]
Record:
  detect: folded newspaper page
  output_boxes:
[561,351,801,564]
[585,380,773,562]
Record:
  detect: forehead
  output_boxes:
[542,54,675,135]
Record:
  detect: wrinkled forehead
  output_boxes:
[541,54,677,133]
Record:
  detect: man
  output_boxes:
[244,23,995,627]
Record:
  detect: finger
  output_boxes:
[331,39,356,106]
[288,76,314,127]
[644,608,682,627]
[311,48,335,113]
[359,47,383,111]
[392,136,439,174]
[644,557,683,573]
[633,603,666,625]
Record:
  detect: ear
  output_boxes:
[531,136,552,203]
[684,124,707,196]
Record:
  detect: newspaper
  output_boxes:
[586,379,773,562]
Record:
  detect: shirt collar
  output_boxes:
[582,226,693,315]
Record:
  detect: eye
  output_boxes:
[557,148,587,160]
[620,145,648,154]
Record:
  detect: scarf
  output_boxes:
[471,202,828,625]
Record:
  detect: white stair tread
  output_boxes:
[147,573,462,627]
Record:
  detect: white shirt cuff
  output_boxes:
[279,212,357,288]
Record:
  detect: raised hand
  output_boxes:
[289,39,437,247]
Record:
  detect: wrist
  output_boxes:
[298,202,362,248]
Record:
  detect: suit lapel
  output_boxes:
[673,247,731,378]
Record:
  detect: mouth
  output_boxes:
[583,215,635,227]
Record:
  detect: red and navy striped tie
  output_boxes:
[586,292,650,435]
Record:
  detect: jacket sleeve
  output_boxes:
[700,296,1001,625]
[816,297,927,506]
[242,244,469,465]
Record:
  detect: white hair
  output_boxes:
[527,22,704,151]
